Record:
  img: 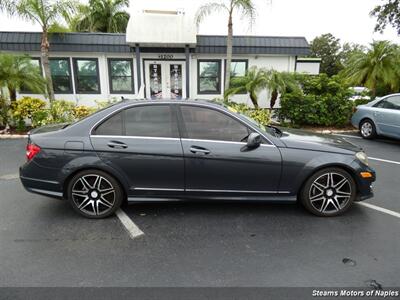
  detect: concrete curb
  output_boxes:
[312,129,359,135]
[0,134,28,139]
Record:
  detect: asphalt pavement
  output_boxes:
[0,135,399,291]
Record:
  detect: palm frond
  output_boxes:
[195,2,229,26]
[234,0,256,27]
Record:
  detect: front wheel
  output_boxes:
[301,168,356,217]
[67,170,123,219]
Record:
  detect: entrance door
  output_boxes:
[145,61,186,99]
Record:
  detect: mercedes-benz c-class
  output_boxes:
[20,100,376,218]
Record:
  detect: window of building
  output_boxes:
[374,96,400,110]
[124,105,178,138]
[225,59,248,94]
[180,105,249,142]
[20,58,42,94]
[226,60,248,78]
[73,58,100,94]
[198,60,221,94]
[49,58,73,93]
[108,59,134,94]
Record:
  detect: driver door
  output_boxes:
[178,104,282,198]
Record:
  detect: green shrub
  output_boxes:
[95,98,121,110]
[11,96,47,127]
[278,74,354,127]
[0,96,10,127]
[222,99,271,126]
[72,105,96,119]
[48,100,75,123]
[354,98,371,106]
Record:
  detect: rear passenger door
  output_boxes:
[90,104,184,198]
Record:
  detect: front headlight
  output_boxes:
[356,151,369,166]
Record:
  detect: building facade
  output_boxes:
[0,8,319,107]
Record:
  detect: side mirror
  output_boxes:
[246,132,262,149]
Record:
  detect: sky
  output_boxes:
[0,0,398,46]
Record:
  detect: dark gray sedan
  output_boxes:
[20,100,376,218]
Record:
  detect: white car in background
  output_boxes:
[349,87,371,102]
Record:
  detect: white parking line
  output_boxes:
[369,157,400,166]
[357,202,400,219]
[115,209,144,239]
[0,173,19,180]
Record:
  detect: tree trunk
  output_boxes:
[41,30,55,102]
[270,89,278,109]
[8,86,17,102]
[250,91,259,109]
[371,82,377,98]
[225,12,233,92]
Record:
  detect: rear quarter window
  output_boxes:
[94,112,123,136]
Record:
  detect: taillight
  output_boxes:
[26,143,41,161]
[353,107,358,113]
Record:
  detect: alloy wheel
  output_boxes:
[71,174,116,216]
[308,172,352,214]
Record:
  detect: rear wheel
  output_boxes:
[359,119,376,139]
[301,168,356,217]
[67,170,123,219]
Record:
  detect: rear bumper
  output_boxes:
[19,165,64,199]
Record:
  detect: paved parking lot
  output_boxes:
[0,134,399,288]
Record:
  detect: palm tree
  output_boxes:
[343,41,400,97]
[0,0,75,102]
[196,0,256,92]
[0,53,46,101]
[224,67,268,108]
[265,70,299,109]
[69,0,129,33]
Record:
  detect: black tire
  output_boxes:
[67,169,123,219]
[301,167,356,217]
[359,119,377,139]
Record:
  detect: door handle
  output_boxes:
[190,146,210,155]
[107,141,128,149]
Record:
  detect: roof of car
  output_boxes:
[120,98,227,108]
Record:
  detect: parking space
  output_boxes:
[0,135,399,288]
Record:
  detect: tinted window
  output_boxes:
[198,60,221,94]
[108,59,134,93]
[20,58,42,93]
[125,105,178,138]
[181,106,249,142]
[50,58,72,93]
[229,60,248,78]
[375,96,400,110]
[95,112,123,136]
[73,58,100,93]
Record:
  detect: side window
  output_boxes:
[181,106,249,142]
[94,112,123,136]
[125,105,178,138]
[374,96,400,110]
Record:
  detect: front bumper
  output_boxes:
[353,164,376,202]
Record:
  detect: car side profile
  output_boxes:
[352,94,400,139]
[20,99,376,218]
